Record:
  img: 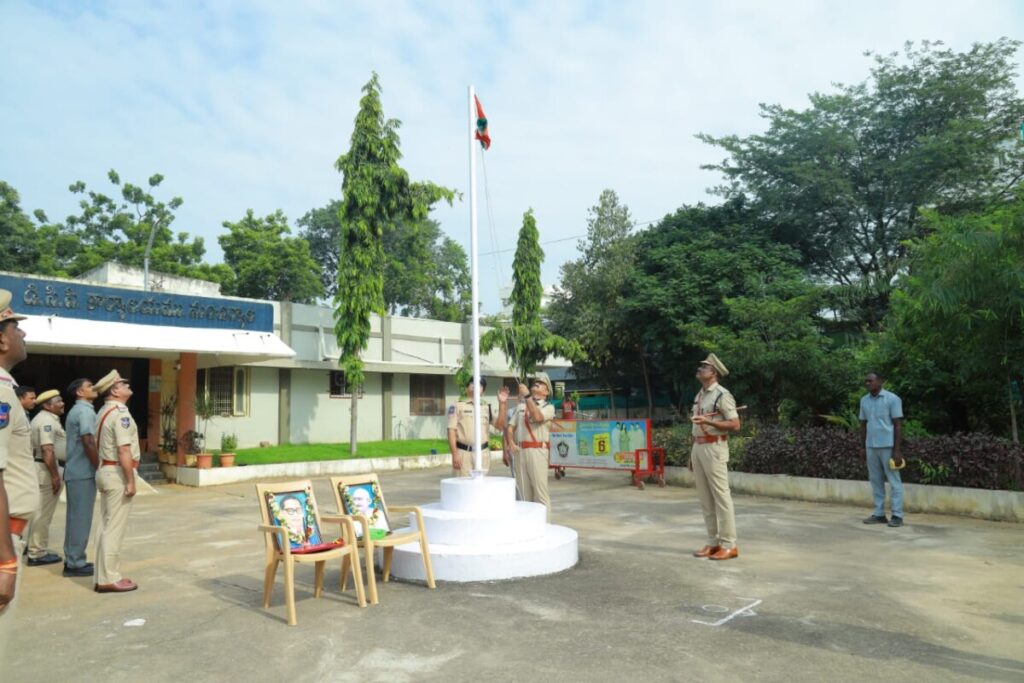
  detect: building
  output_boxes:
[1,266,567,457]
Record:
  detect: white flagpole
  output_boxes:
[468,85,483,474]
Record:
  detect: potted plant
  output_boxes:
[192,392,217,469]
[219,433,238,467]
[179,430,202,467]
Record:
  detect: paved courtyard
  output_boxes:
[10,467,1024,682]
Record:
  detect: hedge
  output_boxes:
[652,425,1023,491]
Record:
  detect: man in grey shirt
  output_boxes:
[859,372,905,528]
[63,377,99,576]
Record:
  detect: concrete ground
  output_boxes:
[10,467,1024,683]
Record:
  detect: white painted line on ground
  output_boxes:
[691,597,762,627]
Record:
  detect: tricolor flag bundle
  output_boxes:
[474,95,491,150]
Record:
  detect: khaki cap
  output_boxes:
[0,289,27,323]
[531,372,553,395]
[700,353,729,377]
[95,369,128,395]
[34,389,61,407]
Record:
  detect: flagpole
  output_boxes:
[468,85,483,474]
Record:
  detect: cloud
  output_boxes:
[2,0,1021,311]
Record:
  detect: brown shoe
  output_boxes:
[708,547,739,561]
[693,545,721,558]
[95,579,138,593]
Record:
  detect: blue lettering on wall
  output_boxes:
[0,275,273,332]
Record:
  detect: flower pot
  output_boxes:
[218,453,236,467]
[158,450,171,464]
[196,453,213,469]
[178,453,197,467]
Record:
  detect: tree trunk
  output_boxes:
[349,390,359,457]
[1008,376,1019,445]
[640,349,653,419]
[608,386,616,420]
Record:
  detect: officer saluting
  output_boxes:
[27,389,65,566]
[447,377,509,476]
[0,289,39,660]
[93,369,140,593]
[507,373,556,516]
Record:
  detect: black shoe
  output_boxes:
[63,564,95,577]
[863,515,888,524]
[887,516,904,527]
[27,553,62,566]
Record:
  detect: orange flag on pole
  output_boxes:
[474,95,491,150]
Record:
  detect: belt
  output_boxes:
[694,434,728,444]
[101,459,140,468]
[520,441,549,449]
[8,517,28,536]
[33,458,46,463]
[456,442,490,451]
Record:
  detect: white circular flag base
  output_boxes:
[389,476,579,582]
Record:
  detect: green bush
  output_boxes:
[739,427,1023,490]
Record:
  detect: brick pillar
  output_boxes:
[176,353,197,465]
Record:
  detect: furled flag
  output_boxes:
[474,95,491,150]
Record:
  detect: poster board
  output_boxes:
[550,418,652,470]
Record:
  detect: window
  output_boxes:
[197,367,249,416]
[328,370,362,398]
[410,374,445,416]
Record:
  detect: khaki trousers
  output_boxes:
[0,534,26,666]
[514,447,550,514]
[96,467,134,585]
[28,462,60,559]
[691,441,737,548]
[455,448,490,477]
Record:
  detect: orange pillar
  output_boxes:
[176,353,197,465]
[147,358,162,454]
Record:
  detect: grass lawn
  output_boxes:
[232,439,450,466]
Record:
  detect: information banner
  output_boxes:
[550,419,651,469]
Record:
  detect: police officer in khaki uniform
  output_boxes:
[0,290,40,662]
[93,369,139,593]
[507,373,556,515]
[447,377,509,476]
[690,353,741,561]
[27,389,65,566]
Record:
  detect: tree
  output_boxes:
[300,202,470,320]
[480,209,584,382]
[0,180,52,274]
[700,39,1024,328]
[297,200,343,297]
[548,190,645,412]
[333,72,455,455]
[219,209,322,303]
[60,170,230,284]
[877,188,1024,440]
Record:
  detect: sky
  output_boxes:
[3,1,1023,313]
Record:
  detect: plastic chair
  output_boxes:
[329,473,436,605]
[256,480,367,625]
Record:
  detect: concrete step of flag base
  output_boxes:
[389,524,579,583]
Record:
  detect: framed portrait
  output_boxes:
[264,488,326,552]
[338,481,391,540]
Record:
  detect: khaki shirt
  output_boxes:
[96,400,141,463]
[511,399,555,449]
[0,368,41,520]
[447,399,496,447]
[31,409,66,464]
[691,383,738,437]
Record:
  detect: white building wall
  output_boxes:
[203,366,280,450]
[289,369,384,444]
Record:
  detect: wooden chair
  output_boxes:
[329,474,436,605]
[256,480,367,625]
